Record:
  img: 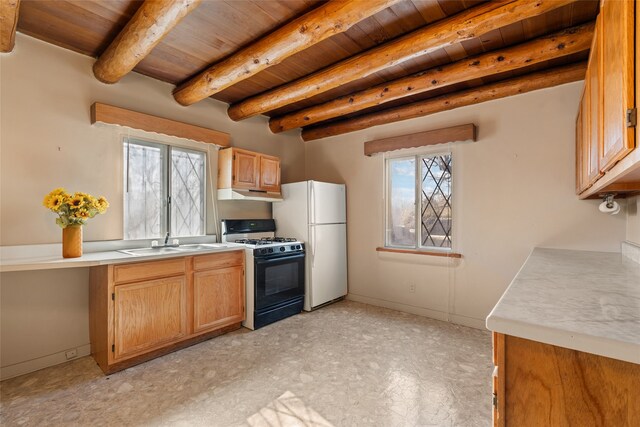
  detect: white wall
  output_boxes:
[627,196,640,245]
[0,34,304,247]
[305,82,627,328]
[0,34,304,379]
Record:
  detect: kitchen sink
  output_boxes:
[119,243,228,256]
[177,243,228,251]
[119,247,183,256]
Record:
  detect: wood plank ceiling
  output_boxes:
[11,0,598,140]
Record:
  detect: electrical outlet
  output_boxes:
[409,284,416,293]
[65,348,77,360]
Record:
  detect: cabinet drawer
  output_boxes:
[194,250,244,271]
[114,258,186,284]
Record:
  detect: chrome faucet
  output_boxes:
[153,232,179,248]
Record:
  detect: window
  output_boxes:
[386,152,452,250]
[124,138,206,240]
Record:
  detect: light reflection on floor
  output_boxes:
[244,391,334,427]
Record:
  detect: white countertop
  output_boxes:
[0,243,246,272]
[486,247,640,364]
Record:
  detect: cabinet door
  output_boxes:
[576,101,585,194]
[259,155,281,192]
[503,335,640,426]
[233,150,259,189]
[600,0,635,171]
[492,332,505,427]
[587,17,603,185]
[637,0,640,155]
[193,266,244,334]
[113,276,187,361]
[576,87,590,193]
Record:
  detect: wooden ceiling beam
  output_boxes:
[0,0,20,53]
[227,0,576,121]
[172,0,400,106]
[301,62,587,141]
[93,0,201,84]
[271,22,594,133]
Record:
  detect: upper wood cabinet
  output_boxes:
[232,149,259,189]
[637,0,640,158]
[599,0,635,171]
[218,147,281,194]
[576,92,589,193]
[576,1,638,198]
[587,18,603,186]
[576,17,602,194]
[259,154,281,192]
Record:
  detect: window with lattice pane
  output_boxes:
[420,154,452,248]
[171,147,205,237]
[385,151,452,251]
[124,138,206,240]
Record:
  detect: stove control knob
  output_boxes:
[296,245,301,249]
[290,245,296,250]
[268,248,274,253]
[280,247,285,252]
[261,249,267,255]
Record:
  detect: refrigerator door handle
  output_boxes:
[312,225,317,269]
[310,181,315,224]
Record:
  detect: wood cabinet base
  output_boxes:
[96,322,241,375]
[493,333,640,426]
[90,252,245,375]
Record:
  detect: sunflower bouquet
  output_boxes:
[43,188,109,228]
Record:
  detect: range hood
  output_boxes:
[217,188,283,202]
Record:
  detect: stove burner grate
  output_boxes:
[235,237,298,245]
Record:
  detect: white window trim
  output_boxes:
[383,144,454,252]
[123,136,208,241]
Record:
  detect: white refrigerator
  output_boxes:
[273,181,347,311]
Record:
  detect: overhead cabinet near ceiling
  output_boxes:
[576,0,639,198]
[217,147,282,201]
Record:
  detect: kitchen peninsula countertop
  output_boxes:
[0,243,245,273]
[486,247,640,364]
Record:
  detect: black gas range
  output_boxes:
[221,219,305,330]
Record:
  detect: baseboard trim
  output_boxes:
[346,293,485,330]
[1,344,91,381]
[449,314,486,330]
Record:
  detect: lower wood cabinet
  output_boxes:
[193,267,244,334]
[113,276,188,361]
[89,250,245,374]
[492,333,640,426]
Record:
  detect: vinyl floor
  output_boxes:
[0,300,492,426]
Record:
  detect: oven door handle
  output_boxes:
[255,252,306,263]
